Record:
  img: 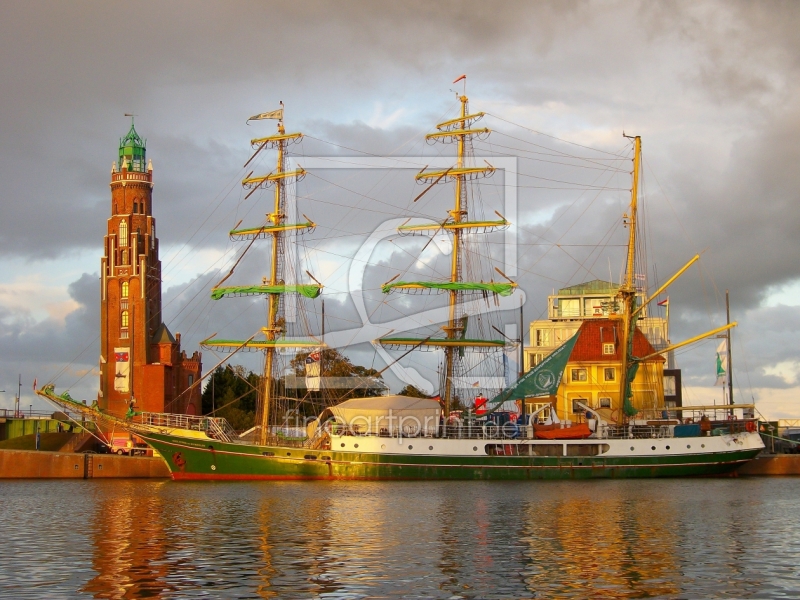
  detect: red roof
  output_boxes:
[569,319,664,363]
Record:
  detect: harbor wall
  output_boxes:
[0,449,170,479]
[738,454,800,476]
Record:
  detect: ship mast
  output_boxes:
[442,95,468,417]
[203,113,322,446]
[619,135,641,420]
[380,87,516,419]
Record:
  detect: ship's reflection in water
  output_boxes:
[2,478,799,598]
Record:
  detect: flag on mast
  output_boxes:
[657,297,669,307]
[248,105,284,122]
[305,350,321,391]
[715,339,728,386]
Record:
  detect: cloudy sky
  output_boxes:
[1,1,799,418]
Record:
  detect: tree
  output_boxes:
[201,365,260,429]
[290,348,387,403]
[398,385,433,398]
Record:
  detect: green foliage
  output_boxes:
[398,385,432,398]
[290,348,387,400]
[201,365,260,417]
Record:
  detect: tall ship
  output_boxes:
[38,93,764,479]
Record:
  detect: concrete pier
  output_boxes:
[0,448,170,479]
[738,454,800,476]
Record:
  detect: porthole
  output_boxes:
[381,444,386,450]
[408,445,413,450]
[630,446,635,451]
[341,443,345,448]
[687,445,691,449]
[666,445,670,450]
[211,465,216,471]
[473,446,478,451]
[354,443,359,449]
[429,446,434,451]
[651,446,656,451]
[701,444,705,448]
[286,452,291,456]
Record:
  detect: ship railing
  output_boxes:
[137,412,237,439]
[207,418,235,443]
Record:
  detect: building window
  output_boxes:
[561,298,580,317]
[603,343,614,355]
[133,202,138,213]
[664,375,676,396]
[121,310,129,328]
[529,352,545,367]
[121,281,129,298]
[120,299,128,310]
[120,330,129,339]
[151,223,155,249]
[119,221,128,247]
[188,375,194,386]
[530,402,551,424]
[599,397,612,408]
[572,399,587,413]
[571,368,587,382]
[535,329,551,347]
[604,367,615,382]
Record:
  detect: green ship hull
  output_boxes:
[139,431,762,481]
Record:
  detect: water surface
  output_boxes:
[0,478,797,598]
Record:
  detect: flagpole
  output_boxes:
[726,290,733,414]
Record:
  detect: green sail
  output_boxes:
[382,281,515,296]
[485,332,580,410]
[211,284,321,300]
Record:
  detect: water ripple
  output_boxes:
[0,478,798,598]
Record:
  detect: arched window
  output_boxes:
[133,202,138,214]
[119,220,128,247]
[121,281,129,298]
[121,310,129,328]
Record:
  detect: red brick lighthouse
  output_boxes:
[98,120,202,416]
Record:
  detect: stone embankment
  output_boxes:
[0,449,170,479]
[738,454,800,476]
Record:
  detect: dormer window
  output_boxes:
[603,343,614,355]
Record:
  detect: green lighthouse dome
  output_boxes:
[119,119,146,172]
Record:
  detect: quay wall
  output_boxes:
[738,454,800,476]
[0,449,170,479]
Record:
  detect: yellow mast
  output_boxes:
[379,87,511,420]
[256,122,286,445]
[203,111,322,447]
[618,135,641,420]
[441,95,468,417]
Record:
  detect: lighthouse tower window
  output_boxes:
[119,221,128,247]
